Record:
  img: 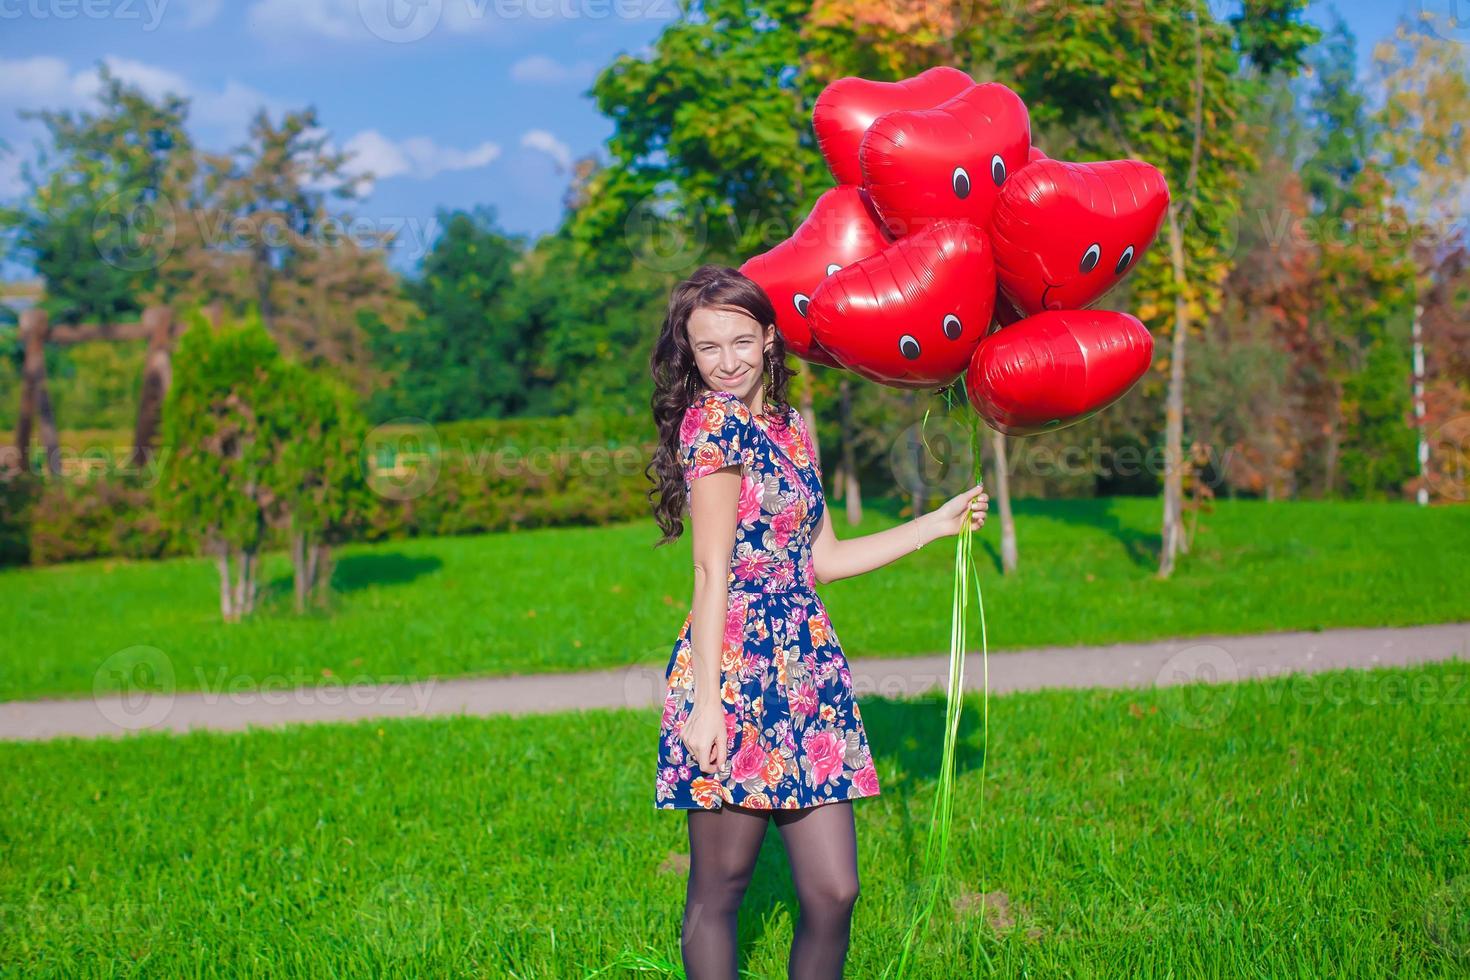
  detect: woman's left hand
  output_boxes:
[928,482,988,538]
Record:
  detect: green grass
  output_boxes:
[2,659,1466,976]
[2,496,1466,701]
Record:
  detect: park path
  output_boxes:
[1,622,1466,742]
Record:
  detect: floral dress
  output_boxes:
[654,388,882,811]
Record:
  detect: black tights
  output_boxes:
[681,800,859,980]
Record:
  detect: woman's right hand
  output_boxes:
[680,700,730,775]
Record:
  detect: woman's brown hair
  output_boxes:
[647,264,796,546]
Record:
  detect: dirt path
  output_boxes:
[2,622,1466,742]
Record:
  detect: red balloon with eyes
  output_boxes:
[807,219,995,390]
[812,66,975,186]
[965,309,1154,436]
[739,186,889,369]
[858,82,1031,239]
[990,158,1170,316]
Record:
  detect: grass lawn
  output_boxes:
[2,659,1466,976]
[2,496,1466,701]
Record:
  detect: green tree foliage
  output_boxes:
[262,362,371,611]
[0,62,192,325]
[1300,11,1371,221]
[368,207,541,421]
[575,0,829,273]
[158,307,282,621]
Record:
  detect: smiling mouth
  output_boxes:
[1040,281,1061,310]
[721,369,749,383]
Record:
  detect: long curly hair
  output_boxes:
[647,264,796,546]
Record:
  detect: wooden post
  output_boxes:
[17,309,61,477]
[129,305,175,469]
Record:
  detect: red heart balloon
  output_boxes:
[739,186,889,369]
[812,66,975,186]
[859,82,1031,238]
[990,158,1169,316]
[965,309,1153,436]
[807,219,995,390]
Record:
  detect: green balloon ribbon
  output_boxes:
[882,386,991,979]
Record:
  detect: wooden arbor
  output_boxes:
[15,306,182,475]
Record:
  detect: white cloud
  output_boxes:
[341,129,502,187]
[247,0,500,43]
[520,128,571,172]
[510,54,596,86]
[0,56,97,107]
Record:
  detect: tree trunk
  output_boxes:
[988,429,1017,575]
[291,529,308,614]
[839,377,862,526]
[128,306,174,469]
[216,543,235,622]
[1159,205,1191,579]
[311,541,333,608]
[1323,391,1341,499]
[17,308,61,477]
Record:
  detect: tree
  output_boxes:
[155,105,413,400]
[0,61,193,326]
[368,206,534,422]
[994,0,1317,575]
[1371,14,1470,503]
[157,307,283,621]
[262,362,371,611]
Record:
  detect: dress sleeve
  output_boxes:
[681,393,752,483]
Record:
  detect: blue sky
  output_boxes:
[0,0,1433,280]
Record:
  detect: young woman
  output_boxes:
[647,265,988,979]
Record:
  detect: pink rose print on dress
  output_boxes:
[852,762,880,796]
[737,473,762,527]
[804,730,847,785]
[731,738,766,782]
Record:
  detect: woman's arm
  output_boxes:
[687,465,742,710]
[811,483,987,585]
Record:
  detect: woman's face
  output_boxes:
[687,305,774,406]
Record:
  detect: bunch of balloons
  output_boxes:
[740,67,1170,436]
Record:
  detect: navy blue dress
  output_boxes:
[654,389,882,811]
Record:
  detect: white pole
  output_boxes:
[1412,301,1428,506]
